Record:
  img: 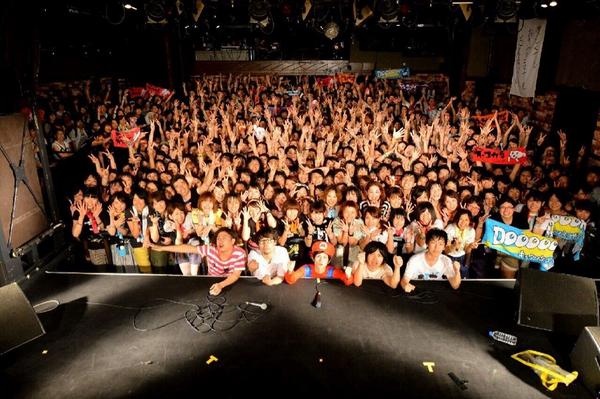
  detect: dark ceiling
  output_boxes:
[28,0,596,60]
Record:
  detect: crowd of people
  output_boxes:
[33,73,600,293]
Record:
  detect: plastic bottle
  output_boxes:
[488,330,518,346]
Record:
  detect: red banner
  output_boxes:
[472,110,509,126]
[145,83,173,99]
[335,73,356,84]
[316,76,334,87]
[128,87,146,98]
[470,146,528,165]
[111,127,141,148]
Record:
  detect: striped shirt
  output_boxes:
[196,245,247,276]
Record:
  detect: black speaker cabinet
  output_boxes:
[0,283,45,355]
[515,269,599,336]
[571,327,600,396]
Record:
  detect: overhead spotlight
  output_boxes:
[496,0,518,21]
[540,1,548,8]
[145,0,167,24]
[323,21,340,40]
[302,0,312,21]
[192,0,204,22]
[249,0,271,28]
[377,0,400,23]
[106,1,126,25]
[353,0,373,26]
[549,1,558,6]
[124,3,137,11]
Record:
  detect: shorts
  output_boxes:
[496,253,520,271]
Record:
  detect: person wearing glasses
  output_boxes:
[247,228,290,286]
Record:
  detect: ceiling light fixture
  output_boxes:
[323,21,340,40]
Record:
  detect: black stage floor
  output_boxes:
[2,271,592,399]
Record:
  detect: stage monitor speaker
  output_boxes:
[571,327,600,396]
[0,282,45,355]
[516,269,599,336]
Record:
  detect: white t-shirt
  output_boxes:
[248,246,289,280]
[404,252,456,281]
[353,263,393,280]
[444,224,475,257]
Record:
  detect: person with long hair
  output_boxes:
[405,202,444,255]
[332,201,365,267]
[444,209,477,279]
[353,241,402,288]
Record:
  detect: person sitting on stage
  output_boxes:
[352,241,402,289]
[284,241,353,286]
[151,227,247,295]
[401,228,461,293]
[247,228,290,286]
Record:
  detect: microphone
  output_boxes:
[245,301,268,310]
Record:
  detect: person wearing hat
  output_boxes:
[284,241,353,286]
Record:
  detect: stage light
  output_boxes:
[540,1,548,8]
[249,0,271,28]
[124,3,137,11]
[323,21,339,40]
[145,0,167,24]
[496,0,518,20]
[549,1,558,6]
[191,0,204,22]
[378,0,400,23]
[354,0,373,26]
[301,0,312,21]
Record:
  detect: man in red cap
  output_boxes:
[284,241,353,286]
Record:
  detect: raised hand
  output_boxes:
[393,255,403,269]
[557,129,567,149]
[452,261,461,276]
[306,220,315,236]
[357,252,366,265]
[150,214,160,226]
[241,207,250,221]
[92,202,103,218]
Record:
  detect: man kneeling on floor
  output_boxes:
[401,228,461,293]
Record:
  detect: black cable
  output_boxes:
[184,295,269,333]
[85,296,268,333]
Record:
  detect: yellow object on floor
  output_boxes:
[511,350,578,391]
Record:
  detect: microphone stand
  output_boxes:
[311,278,322,308]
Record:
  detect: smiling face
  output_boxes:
[418,209,432,225]
[152,199,166,214]
[499,202,515,219]
[457,213,470,230]
[527,198,543,214]
[170,208,186,225]
[548,194,563,212]
[366,250,384,269]
[444,196,458,211]
[365,212,379,228]
[367,185,381,203]
[325,190,338,207]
